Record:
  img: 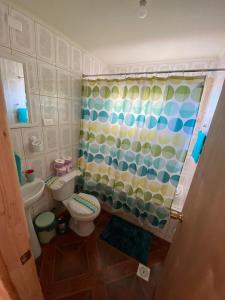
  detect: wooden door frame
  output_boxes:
[0,83,43,299]
[155,82,225,299]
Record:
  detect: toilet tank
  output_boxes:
[50,169,81,201]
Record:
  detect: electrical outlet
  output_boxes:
[136,263,151,281]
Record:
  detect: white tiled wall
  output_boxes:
[36,23,55,64]
[0,2,10,47]
[40,96,58,125]
[109,57,218,74]
[10,8,36,56]
[0,0,107,217]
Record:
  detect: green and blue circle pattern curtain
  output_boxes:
[78,76,205,229]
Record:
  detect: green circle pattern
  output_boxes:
[80,78,204,229]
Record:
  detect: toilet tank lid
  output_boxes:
[49,169,81,191]
[61,169,81,182]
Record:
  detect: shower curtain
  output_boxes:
[78,76,205,229]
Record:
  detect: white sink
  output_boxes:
[21,178,45,208]
[21,178,45,259]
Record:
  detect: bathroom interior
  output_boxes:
[0,0,225,299]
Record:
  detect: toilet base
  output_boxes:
[69,217,95,237]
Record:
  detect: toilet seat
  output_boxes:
[62,192,101,236]
[48,170,101,237]
[66,193,100,217]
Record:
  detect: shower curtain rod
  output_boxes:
[82,68,225,78]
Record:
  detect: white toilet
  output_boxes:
[49,170,101,236]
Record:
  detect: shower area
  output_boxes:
[75,72,213,233]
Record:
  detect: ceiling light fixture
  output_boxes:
[138,0,148,19]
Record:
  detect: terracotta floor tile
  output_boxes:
[36,211,170,300]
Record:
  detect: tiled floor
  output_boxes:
[36,211,170,300]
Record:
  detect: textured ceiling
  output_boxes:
[10,0,225,64]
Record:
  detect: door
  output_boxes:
[155,83,225,299]
[0,83,43,299]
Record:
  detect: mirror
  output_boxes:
[0,57,30,126]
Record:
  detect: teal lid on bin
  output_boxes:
[35,212,55,229]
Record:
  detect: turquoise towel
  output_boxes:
[192,131,206,163]
[45,175,59,187]
[14,152,22,185]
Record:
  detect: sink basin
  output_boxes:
[21,178,45,208]
[20,178,45,259]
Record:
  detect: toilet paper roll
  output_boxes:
[56,166,67,176]
[62,156,72,165]
[54,158,65,168]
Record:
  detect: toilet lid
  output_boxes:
[68,193,100,216]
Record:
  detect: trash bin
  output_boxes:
[34,212,56,244]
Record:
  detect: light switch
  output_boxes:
[43,118,54,126]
